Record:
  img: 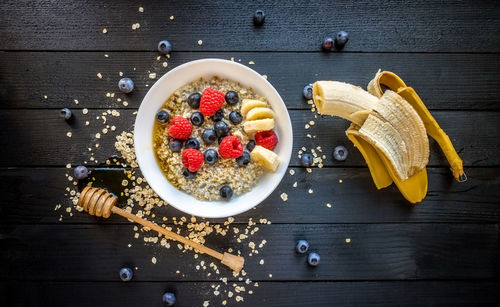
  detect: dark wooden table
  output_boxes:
[1,1,500,306]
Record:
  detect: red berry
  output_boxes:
[182,148,204,172]
[255,130,278,150]
[168,116,192,139]
[218,136,243,159]
[199,88,225,116]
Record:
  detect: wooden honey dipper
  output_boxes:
[77,186,245,273]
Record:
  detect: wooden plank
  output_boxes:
[1,223,498,281]
[2,0,499,52]
[2,281,500,306]
[1,167,498,225]
[1,52,500,110]
[0,109,497,167]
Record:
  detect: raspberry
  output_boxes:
[168,116,192,139]
[182,148,204,172]
[199,88,225,116]
[255,130,278,150]
[218,136,243,159]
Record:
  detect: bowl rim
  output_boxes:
[134,58,293,217]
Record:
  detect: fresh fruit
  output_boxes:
[119,267,133,281]
[187,92,201,108]
[333,145,348,161]
[182,168,197,179]
[182,148,204,172]
[202,129,217,144]
[253,9,265,26]
[296,240,309,254]
[225,91,239,105]
[157,40,172,54]
[168,116,192,139]
[185,138,200,150]
[204,149,219,165]
[236,151,251,166]
[246,140,256,152]
[199,88,225,116]
[243,118,275,133]
[220,185,233,200]
[250,145,280,172]
[190,111,204,126]
[162,292,176,306]
[301,153,313,167]
[241,99,267,117]
[118,78,134,93]
[218,136,243,159]
[214,121,229,137]
[74,165,89,180]
[245,107,275,121]
[307,252,320,266]
[334,31,349,49]
[255,130,278,150]
[218,135,226,144]
[229,111,242,124]
[322,37,334,51]
[212,109,224,122]
[156,110,170,124]
[169,139,183,152]
[60,108,72,120]
[303,84,313,100]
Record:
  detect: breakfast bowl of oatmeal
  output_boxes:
[134,59,293,218]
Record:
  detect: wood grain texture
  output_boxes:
[1,223,498,281]
[2,0,500,52]
[1,167,498,224]
[2,281,500,307]
[1,52,500,110]
[0,109,497,167]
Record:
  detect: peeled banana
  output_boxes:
[241,99,275,133]
[250,145,280,172]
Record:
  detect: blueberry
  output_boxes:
[246,140,256,152]
[119,267,133,281]
[74,165,89,180]
[225,91,239,105]
[322,37,334,51]
[202,129,217,144]
[333,145,348,161]
[334,31,349,49]
[218,135,226,144]
[182,168,196,179]
[169,139,183,152]
[253,9,265,26]
[301,153,313,167]
[303,84,313,100]
[185,138,200,149]
[307,252,320,266]
[214,121,229,137]
[212,109,224,122]
[118,78,134,93]
[229,111,242,124]
[190,111,204,126]
[162,292,176,306]
[60,108,72,120]
[187,92,201,109]
[296,240,309,254]
[157,40,172,54]
[236,151,251,167]
[204,149,219,165]
[220,185,233,200]
[156,110,170,124]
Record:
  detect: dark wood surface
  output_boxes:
[1,1,499,306]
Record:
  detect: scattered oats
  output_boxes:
[305,124,310,129]
[230,57,235,61]
[228,291,233,298]
[198,40,203,45]
[269,274,272,278]
[66,163,71,169]
[74,99,79,105]
[134,233,139,239]
[262,74,267,79]
[309,120,315,126]
[280,192,288,201]
[82,108,88,114]
[148,72,156,79]
[326,203,332,208]
[43,95,48,99]
[306,168,312,173]
[121,180,128,187]
[346,238,351,243]
[138,6,144,12]
[151,256,157,264]
[236,296,243,302]
[102,28,107,34]
[97,73,102,79]
[259,259,264,265]
[307,134,312,138]
[106,93,111,97]
[293,181,297,188]
[102,128,108,134]
[248,61,255,65]
[308,189,313,194]
[203,301,209,307]
[170,15,174,20]
[104,54,109,58]
[162,62,169,68]
[85,121,90,126]
[156,56,161,61]
[111,126,116,131]
[289,169,295,175]
[119,71,123,76]
[95,133,101,139]
[66,132,72,138]
[339,179,343,183]
[301,146,306,151]
[222,300,227,305]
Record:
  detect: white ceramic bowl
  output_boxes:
[134,59,293,218]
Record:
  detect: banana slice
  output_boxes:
[241,99,268,117]
[250,145,280,172]
[245,107,275,121]
[243,118,275,134]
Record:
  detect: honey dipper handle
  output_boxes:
[111,206,224,260]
